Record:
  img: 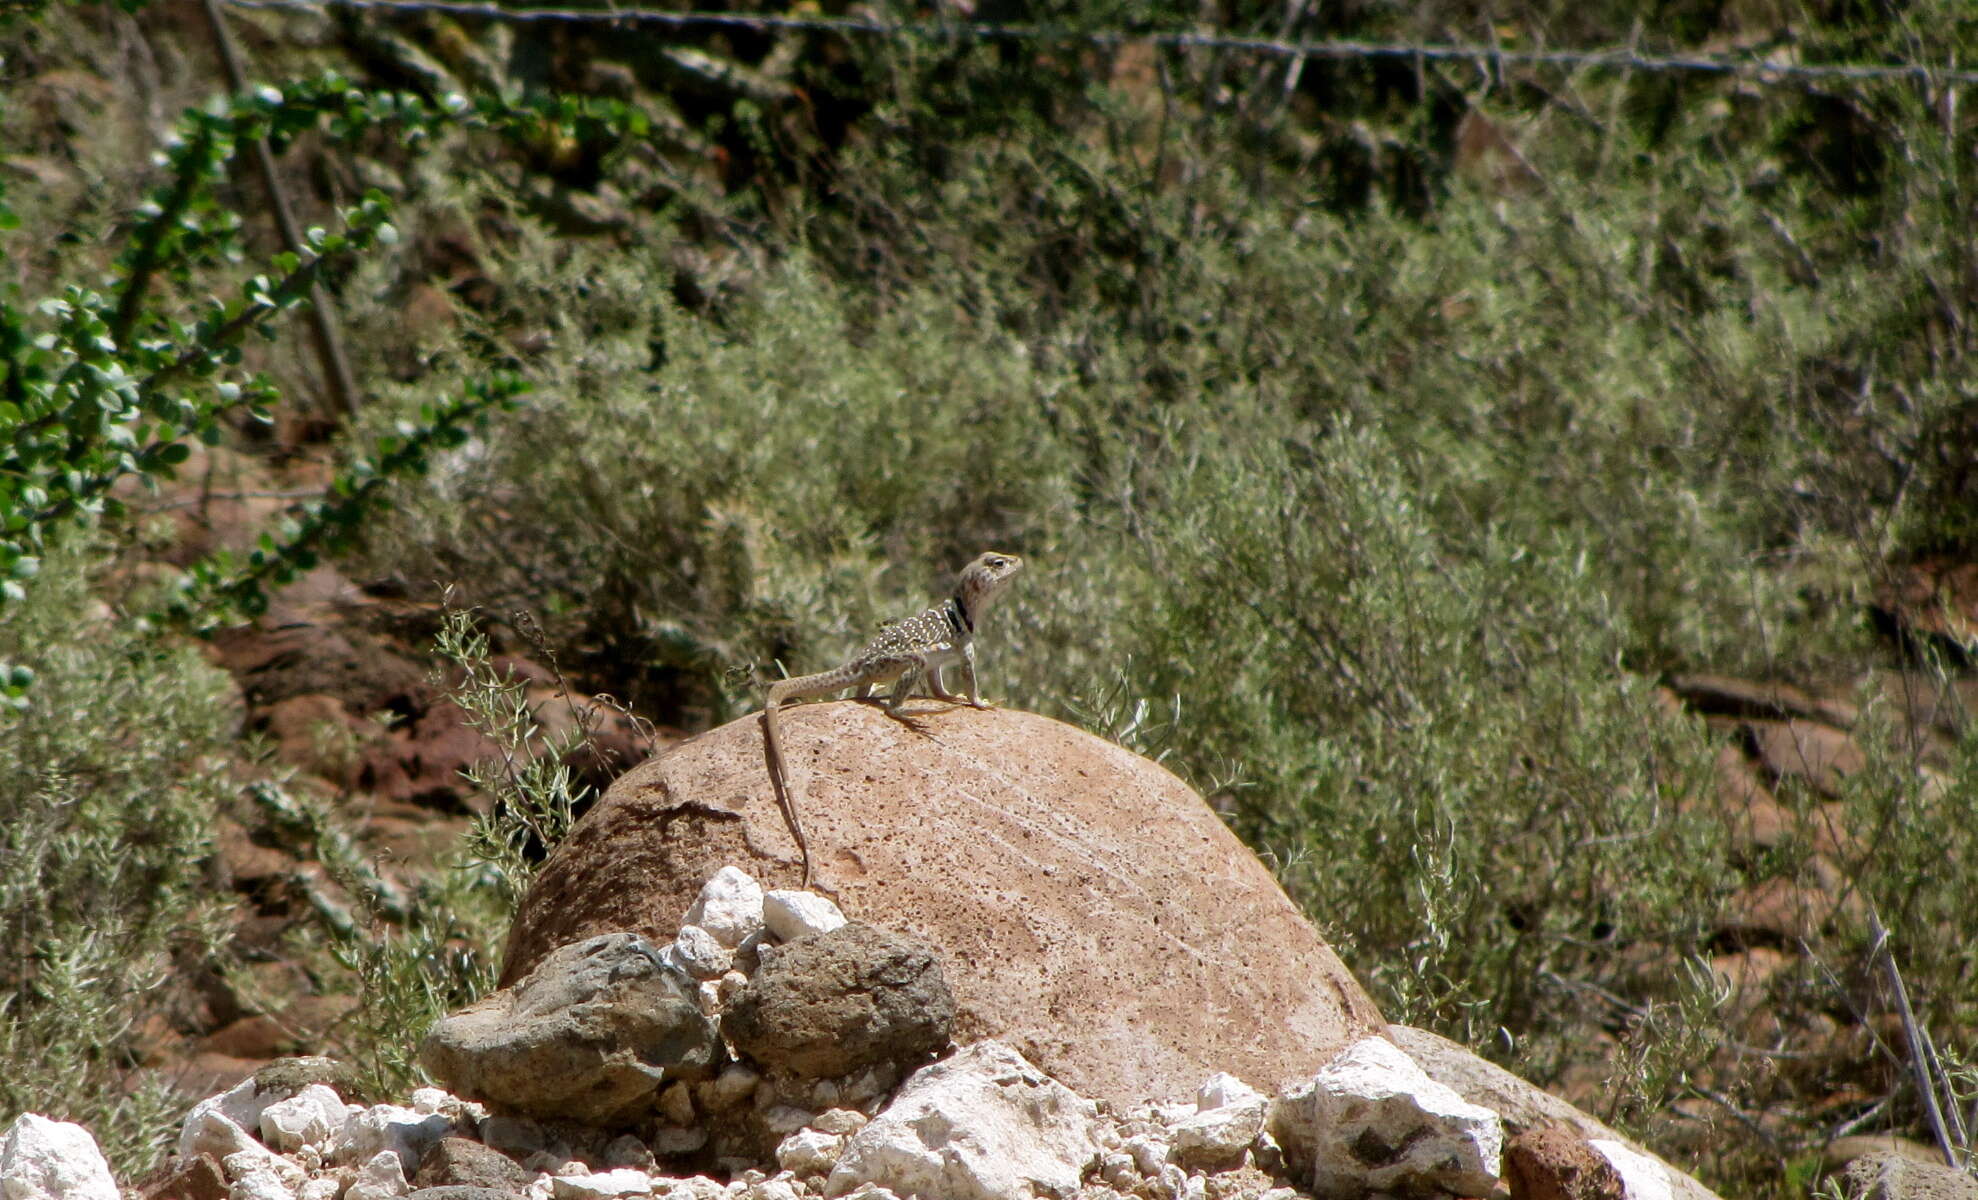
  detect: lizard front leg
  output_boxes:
[958,641,992,708]
[925,657,961,704]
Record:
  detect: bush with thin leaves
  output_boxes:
[0,547,235,1172]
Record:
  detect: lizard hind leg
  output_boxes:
[880,663,937,733]
[883,663,925,713]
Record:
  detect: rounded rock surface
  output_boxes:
[1841,1152,1978,1200]
[501,705,1385,1105]
[671,925,732,981]
[721,923,953,1078]
[1,1114,121,1200]
[412,1139,531,1193]
[1385,1025,1725,1200]
[762,891,848,942]
[1505,1125,1626,1200]
[420,932,720,1127]
[682,867,764,948]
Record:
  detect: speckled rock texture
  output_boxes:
[499,703,1386,1106]
[721,922,954,1079]
[1504,1125,1625,1200]
[421,933,720,1126]
[1842,1152,1978,1200]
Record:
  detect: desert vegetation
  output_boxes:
[2,0,1975,1194]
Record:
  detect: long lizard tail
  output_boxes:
[762,680,813,888]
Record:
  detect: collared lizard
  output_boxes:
[763,551,1026,886]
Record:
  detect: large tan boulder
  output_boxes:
[502,702,1386,1106]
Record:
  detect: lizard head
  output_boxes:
[956,551,1025,619]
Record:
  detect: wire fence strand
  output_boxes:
[223,0,1978,87]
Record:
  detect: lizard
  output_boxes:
[762,551,1026,888]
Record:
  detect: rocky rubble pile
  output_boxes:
[5,868,1687,1200]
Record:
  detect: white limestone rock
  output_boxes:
[408,1088,484,1124]
[1168,1071,1268,1168]
[1124,1134,1169,1177]
[221,1148,304,1196]
[1196,1073,1265,1111]
[776,1128,846,1176]
[839,1067,897,1110]
[761,891,848,942]
[738,1178,802,1200]
[220,1141,303,1189]
[228,1173,297,1200]
[704,1064,760,1111]
[551,1168,654,1200]
[1171,1102,1265,1168]
[1095,1151,1137,1190]
[297,1179,342,1200]
[760,1107,815,1137]
[682,867,765,948]
[179,1077,296,1160]
[826,1040,1100,1200]
[260,1085,349,1153]
[180,1109,262,1168]
[343,1150,407,1200]
[811,1110,868,1137]
[329,1104,451,1168]
[1152,1162,1194,1200]
[1592,1139,1675,1200]
[1277,1036,1502,1200]
[672,925,733,980]
[1,1114,120,1200]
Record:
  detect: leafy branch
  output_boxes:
[0,196,400,568]
[165,374,529,627]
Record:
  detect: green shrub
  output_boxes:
[6,0,1976,1189]
[254,605,600,1100]
[352,59,1978,1182]
[355,242,1082,718]
[0,546,235,1172]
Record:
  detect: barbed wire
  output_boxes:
[223,0,1978,87]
